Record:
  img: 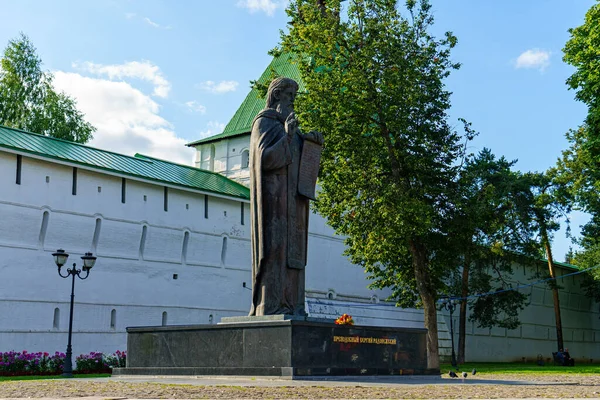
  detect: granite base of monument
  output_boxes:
[113,318,436,378]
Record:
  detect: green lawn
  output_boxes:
[441,362,600,375]
[3,363,598,381]
[0,373,110,382]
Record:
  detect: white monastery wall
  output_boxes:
[438,263,600,363]
[3,141,600,363]
[0,149,391,357]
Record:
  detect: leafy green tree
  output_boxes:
[563,2,600,130]
[455,167,569,356]
[0,33,95,143]
[525,171,571,351]
[466,256,529,331]
[556,1,600,348]
[449,149,534,363]
[448,249,531,364]
[278,0,469,368]
[558,2,600,274]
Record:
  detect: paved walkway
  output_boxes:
[3,398,596,400]
[2,396,600,400]
[88,374,568,387]
[1,374,590,399]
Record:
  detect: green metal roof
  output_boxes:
[0,125,249,200]
[549,259,580,271]
[187,53,303,147]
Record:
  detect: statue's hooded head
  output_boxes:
[266,77,299,117]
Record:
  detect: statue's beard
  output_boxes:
[277,103,294,118]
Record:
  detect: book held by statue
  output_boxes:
[298,139,322,200]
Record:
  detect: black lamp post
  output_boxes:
[52,249,97,378]
[441,297,457,368]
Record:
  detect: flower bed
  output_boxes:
[0,351,64,376]
[0,350,126,376]
[75,350,126,374]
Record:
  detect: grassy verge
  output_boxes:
[440,362,600,375]
[3,363,599,381]
[0,373,110,382]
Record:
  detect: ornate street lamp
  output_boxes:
[52,249,97,378]
[440,297,457,368]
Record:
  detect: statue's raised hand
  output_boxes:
[285,112,299,137]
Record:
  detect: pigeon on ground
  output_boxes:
[462,371,468,379]
[472,368,477,376]
[449,370,458,378]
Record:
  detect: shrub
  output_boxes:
[75,351,107,373]
[48,352,65,373]
[0,350,125,376]
[104,350,126,368]
[0,351,64,376]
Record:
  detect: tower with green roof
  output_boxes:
[186,53,302,187]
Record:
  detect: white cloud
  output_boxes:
[185,101,207,114]
[53,72,194,165]
[197,80,239,94]
[143,17,172,30]
[199,121,226,139]
[125,12,137,19]
[74,60,171,98]
[514,49,551,71]
[236,0,284,16]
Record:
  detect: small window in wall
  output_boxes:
[53,308,60,329]
[162,311,168,326]
[72,167,77,195]
[240,202,245,225]
[164,187,169,212]
[204,195,209,219]
[110,309,116,329]
[16,155,22,185]
[121,178,127,204]
[241,149,249,169]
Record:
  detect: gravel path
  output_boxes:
[1,373,599,399]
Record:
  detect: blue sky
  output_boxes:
[0,0,596,260]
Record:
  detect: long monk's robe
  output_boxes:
[248,108,309,316]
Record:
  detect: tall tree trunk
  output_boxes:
[542,228,564,351]
[457,253,470,364]
[410,239,440,370]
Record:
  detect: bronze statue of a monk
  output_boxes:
[249,77,323,316]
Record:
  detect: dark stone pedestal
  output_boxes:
[113,319,436,378]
